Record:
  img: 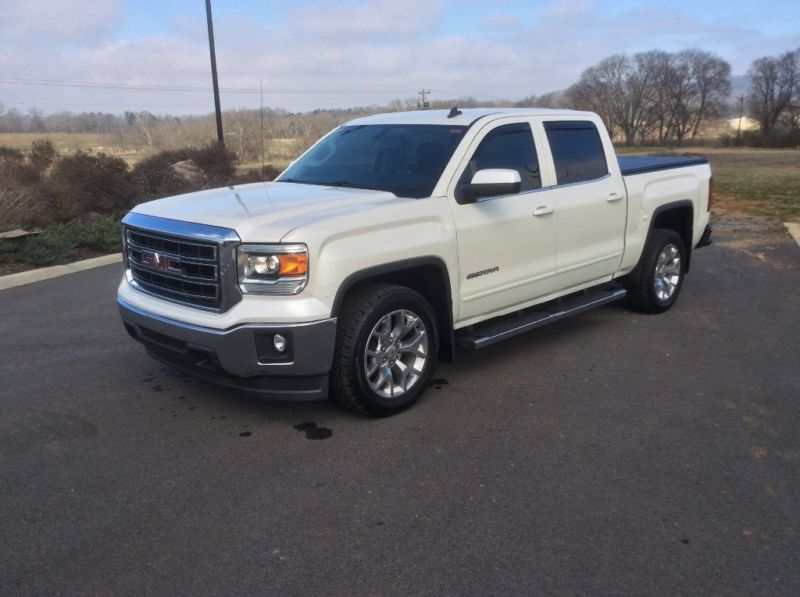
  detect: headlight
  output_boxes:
[237,244,308,295]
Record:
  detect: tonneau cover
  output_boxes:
[618,155,708,176]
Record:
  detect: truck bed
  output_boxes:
[618,155,708,176]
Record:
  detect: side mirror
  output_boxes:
[460,169,522,202]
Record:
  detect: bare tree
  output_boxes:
[663,50,731,144]
[747,49,798,134]
[568,53,662,146]
[568,49,731,145]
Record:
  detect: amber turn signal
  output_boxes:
[279,253,308,276]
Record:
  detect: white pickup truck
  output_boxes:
[118,108,712,416]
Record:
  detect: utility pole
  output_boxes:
[417,89,431,110]
[205,0,224,145]
[260,79,265,176]
[735,95,745,145]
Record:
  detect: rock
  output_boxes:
[172,159,204,183]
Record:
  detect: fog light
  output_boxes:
[273,334,287,353]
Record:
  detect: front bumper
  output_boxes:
[118,298,336,401]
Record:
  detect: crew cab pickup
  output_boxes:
[118,108,712,416]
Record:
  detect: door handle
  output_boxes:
[533,205,555,217]
[606,192,624,202]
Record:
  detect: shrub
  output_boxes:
[0,217,121,266]
[14,232,75,265]
[260,164,281,181]
[227,164,281,186]
[46,152,137,222]
[29,139,57,175]
[739,130,800,148]
[0,146,39,186]
[131,152,190,198]
[0,187,35,226]
[187,142,238,185]
[131,142,238,197]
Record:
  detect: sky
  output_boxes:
[0,0,798,115]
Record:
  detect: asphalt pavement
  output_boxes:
[1,227,798,596]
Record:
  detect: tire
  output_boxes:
[331,283,438,417]
[624,228,686,314]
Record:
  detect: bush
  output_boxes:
[0,146,40,186]
[739,130,800,148]
[45,152,137,222]
[0,217,121,266]
[131,142,238,197]
[29,139,57,175]
[131,152,190,198]
[0,187,35,226]
[188,142,238,184]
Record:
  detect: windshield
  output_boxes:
[278,124,468,198]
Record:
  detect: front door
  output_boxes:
[447,119,558,323]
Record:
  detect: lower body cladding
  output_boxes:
[117,299,337,401]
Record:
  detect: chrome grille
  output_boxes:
[126,228,221,309]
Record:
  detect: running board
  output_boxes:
[458,286,627,350]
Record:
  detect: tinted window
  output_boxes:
[544,121,608,184]
[459,122,541,193]
[278,124,467,198]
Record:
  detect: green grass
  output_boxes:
[617,146,800,222]
[0,217,121,266]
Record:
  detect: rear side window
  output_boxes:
[460,122,541,192]
[544,121,608,184]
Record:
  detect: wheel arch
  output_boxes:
[331,257,456,362]
[650,200,694,272]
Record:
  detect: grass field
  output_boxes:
[617,146,800,222]
[0,132,114,154]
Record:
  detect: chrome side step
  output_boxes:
[458,286,627,350]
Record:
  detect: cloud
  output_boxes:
[0,0,797,115]
[480,12,521,31]
[288,0,443,38]
[538,0,595,20]
[0,0,125,44]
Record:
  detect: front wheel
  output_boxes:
[331,283,438,416]
[624,228,686,313]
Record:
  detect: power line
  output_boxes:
[0,77,416,96]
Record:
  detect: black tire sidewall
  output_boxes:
[351,290,438,415]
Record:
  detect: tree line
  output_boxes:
[1,45,798,155]
[565,49,731,146]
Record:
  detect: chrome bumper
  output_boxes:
[118,298,336,400]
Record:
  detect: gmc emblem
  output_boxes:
[141,250,181,274]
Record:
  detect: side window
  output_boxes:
[459,122,541,193]
[544,121,608,184]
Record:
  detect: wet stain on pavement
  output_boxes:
[294,421,333,440]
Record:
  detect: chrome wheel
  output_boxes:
[363,309,429,399]
[653,243,681,302]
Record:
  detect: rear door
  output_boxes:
[538,119,627,290]
[447,118,557,322]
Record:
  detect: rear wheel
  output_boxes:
[624,228,686,313]
[331,284,438,416]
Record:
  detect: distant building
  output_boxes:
[726,117,759,131]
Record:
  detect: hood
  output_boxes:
[131,181,400,242]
